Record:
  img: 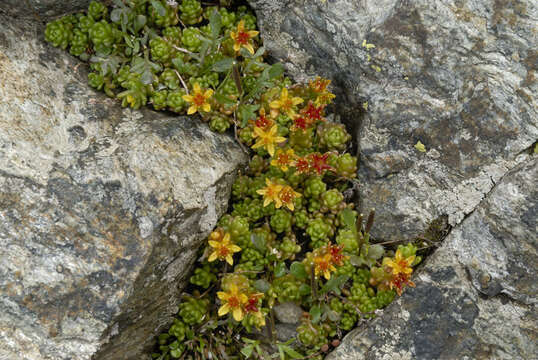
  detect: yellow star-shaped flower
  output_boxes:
[208,232,241,265]
[182,82,213,115]
[251,124,286,156]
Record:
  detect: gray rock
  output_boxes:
[248,0,537,241]
[1,0,96,20]
[273,302,304,324]
[248,0,537,359]
[0,10,246,360]
[327,157,537,360]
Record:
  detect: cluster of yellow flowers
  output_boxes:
[207,229,241,265]
[382,250,416,296]
[182,20,260,115]
[217,275,265,325]
[309,243,348,280]
[256,178,302,211]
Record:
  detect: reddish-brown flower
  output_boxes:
[328,244,346,266]
[295,157,310,174]
[302,102,325,122]
[308,153,334,175]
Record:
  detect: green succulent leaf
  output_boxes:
[320,275,350,296]
[150,0,167,16]
[274,262,287,278]
[290,262,307,280]
[309,305,322,324]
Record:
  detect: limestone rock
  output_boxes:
[248,0,537,241]
[273,302,304,324]
[327,157,537,360]
[0,9,246,360]
[1,0,96,20]
[247,0,537,359]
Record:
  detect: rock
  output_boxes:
[248,1,537,359]
[273,302,304,324]
[2,0,96,20]
[248,0,537,241]
[0,9,246,360]
[327,157,537,360]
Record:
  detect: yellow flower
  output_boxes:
[208,232,241,265]
[270,148,296,171]
[269,88,304,117]
[382,249,415,276]
[217,283,248,321]
[256,178,283,208]
[314,91,336,106]
[230,20,259,54]
[278,185,302,211]
[252,124,286,156]
[313,253,336,280]
[389,273,416,296]
[182,83,213,115]
[308,77,336,106]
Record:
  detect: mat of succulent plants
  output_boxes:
[45,1,422,359]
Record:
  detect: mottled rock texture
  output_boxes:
[2,0,97,20]
[248,0,537,359]
[327,158,537,360]
[0,7,246,360]
[249,0,537,241]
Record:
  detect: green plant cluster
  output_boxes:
[45,1,422,359]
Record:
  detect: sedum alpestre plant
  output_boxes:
[45,1,422,359]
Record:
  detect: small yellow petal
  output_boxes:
[226,254,234,265]
[202,103,211,112]
[217,291,228,300]
[230,245,242,252]
[193,83,201,92]
[204,89,214,98]
[244,43,255,54]
[208,251,218,262]
[187,106,197,115]
[233,43,241,52]
[182,95,194,102]
[208,240,220,248]
[292,97,304,105]
[269,100,280,109]
[263,198,271,207]
[218,304,230,316]
[248,30,259,37]
[267,144,275,156]
[233,307,244,321]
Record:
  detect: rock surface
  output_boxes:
[273,302,304,324]
[249,0,537,241]
[327,157,537,360]
[0,8,246,360]
[248,0,537,359]
[2,0,97,20]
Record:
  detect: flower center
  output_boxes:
[193,93,206,106]
[218,247,230,257]
[228,296,240,308]
[236,31,250,45]
[279,189,293,203]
